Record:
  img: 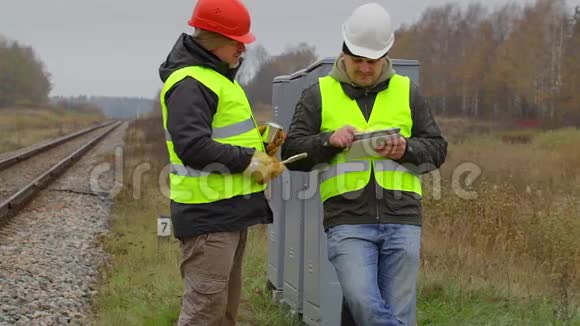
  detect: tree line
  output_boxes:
[390,0,580,125]
[239,0,579,127]
[0,36,51,107]
[238,43,318,113]
[6,0,576,127]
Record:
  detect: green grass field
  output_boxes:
[89,117,579,325]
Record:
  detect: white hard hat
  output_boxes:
[342,3,395,59]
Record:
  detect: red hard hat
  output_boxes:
[188,0,256,44]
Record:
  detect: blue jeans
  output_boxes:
[327,224,421,326]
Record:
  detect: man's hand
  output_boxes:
[329,125,357,149]
[244,151,286,185]
[375,135,407,160]
[258,125,286,156]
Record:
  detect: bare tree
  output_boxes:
[237,44,270,85]
[244,43,317,113]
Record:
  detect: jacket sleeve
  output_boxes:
[281,83,343,171]
[165,77,254,173]
[397,82,448,174]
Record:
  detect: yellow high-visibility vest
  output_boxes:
[160,66,266,204]
[318,74,422,202]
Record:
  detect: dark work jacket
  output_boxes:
[281,77,447,229]
[158,33,273,238]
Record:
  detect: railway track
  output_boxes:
[0,121,121,225]
[0,121,126,325]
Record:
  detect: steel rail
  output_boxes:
[0,120,116,171]
[0,121,122,225]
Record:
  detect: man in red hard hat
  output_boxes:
[158,1,285,325]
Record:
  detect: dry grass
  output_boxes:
[93,112,579,323]
[436,117,503,143]
[0,106,104,153]
[420,125,580,321]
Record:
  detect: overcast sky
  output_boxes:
[1,0,578,98]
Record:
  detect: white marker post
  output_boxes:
[157,215,172,257]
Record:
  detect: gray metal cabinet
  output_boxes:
[281,69,308,314]
[267,75,291,299]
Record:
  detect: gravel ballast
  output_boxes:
[0,122,128,325]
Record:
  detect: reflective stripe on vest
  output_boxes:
[160,66,266,204]
[318,74,422,202]
[165,118,255,141]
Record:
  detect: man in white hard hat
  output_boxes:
[282,3,447,325]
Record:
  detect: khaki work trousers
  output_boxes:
[177,229,247,326]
